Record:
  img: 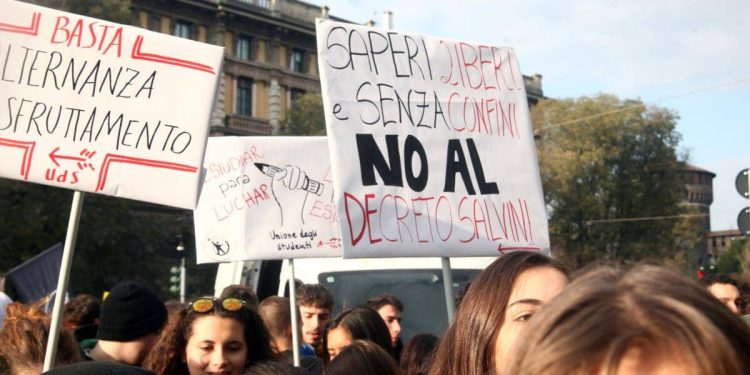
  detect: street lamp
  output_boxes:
[176,238,186,303]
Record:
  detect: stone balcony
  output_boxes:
[221,114,273,135]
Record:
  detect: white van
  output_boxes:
[214,256,496,339]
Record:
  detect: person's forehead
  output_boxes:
[709,283,740,297]
[300,305,330,314]
[189,315,246,342]
[508,267,568,303]
[377,304,401,316]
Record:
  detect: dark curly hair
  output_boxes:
[296,284,334,310]
[143,299,276,374]
[62,294,100,330]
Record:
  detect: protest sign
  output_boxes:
[316,19,549,258]
[0,1,223,209]
[194,136,342,263]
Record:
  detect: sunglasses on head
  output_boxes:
[189,297,247,313]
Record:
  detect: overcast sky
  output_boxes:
[311,0,750,231]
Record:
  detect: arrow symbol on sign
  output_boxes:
[49,147,86,167]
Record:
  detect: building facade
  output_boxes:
[708,229,743,258]
[129,0,545,136]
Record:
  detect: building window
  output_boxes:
[236,78,253,117]
[174,20,193,39]
[237,0,269,7]
[148,13,160,32]
[290,48,305,73]
[290,89,305,111]
[236,35,252,60]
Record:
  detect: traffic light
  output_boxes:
[170,265,180,294]
[736,168,750,235]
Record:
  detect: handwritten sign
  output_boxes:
[316,19,549,258]
[0,1,223,209]
[193,136,342,263]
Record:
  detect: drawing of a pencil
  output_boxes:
[254,162,324,196]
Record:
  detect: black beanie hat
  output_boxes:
[97,281,167,342]
[43,361,156,375]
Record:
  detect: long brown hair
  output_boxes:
[428,251,568,375]
[506,265,750,374]
[143,300,276,374]
[0,302,81,372]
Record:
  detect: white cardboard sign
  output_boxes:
[316,19,550,258]
[0,1,223,209]
[194,136,342,263]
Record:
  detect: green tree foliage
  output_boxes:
[532,94,700,267]
[280,92,326,136]
[716,236,750,276]
[716,243,742,274]
[23,0,132,23]
[0,179,217,299]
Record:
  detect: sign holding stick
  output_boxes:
[316,19,550,258]
[0,1,224,209]
[194,136,342,262]
[288,259,301,367]
[42,191,84,371]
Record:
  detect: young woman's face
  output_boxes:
[326,326,353,361]
[494,266,568,373]
[185,315,248,375]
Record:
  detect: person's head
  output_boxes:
[701,273,742,315]
[0,302,81,374]
[42,361,156,375]
[143,296,275,375]
[328,340,398,375]
[325,306,391,361]
[295,284,334,346]
[400,334,438,375]
[62,294,100,331]
[507,265,750,375]
[220,285,259,309]
[242,360,295,375]
[257,296,293,352]
[365,294,404,347]
[429,251,569,375]
[95,281,167,366]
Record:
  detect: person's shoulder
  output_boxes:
[300,344,316,357]
[79,338,97,361]
[300,356,323,375]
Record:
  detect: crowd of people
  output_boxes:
[1,251,750,374]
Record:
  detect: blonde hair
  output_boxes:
[507,265,750,375]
